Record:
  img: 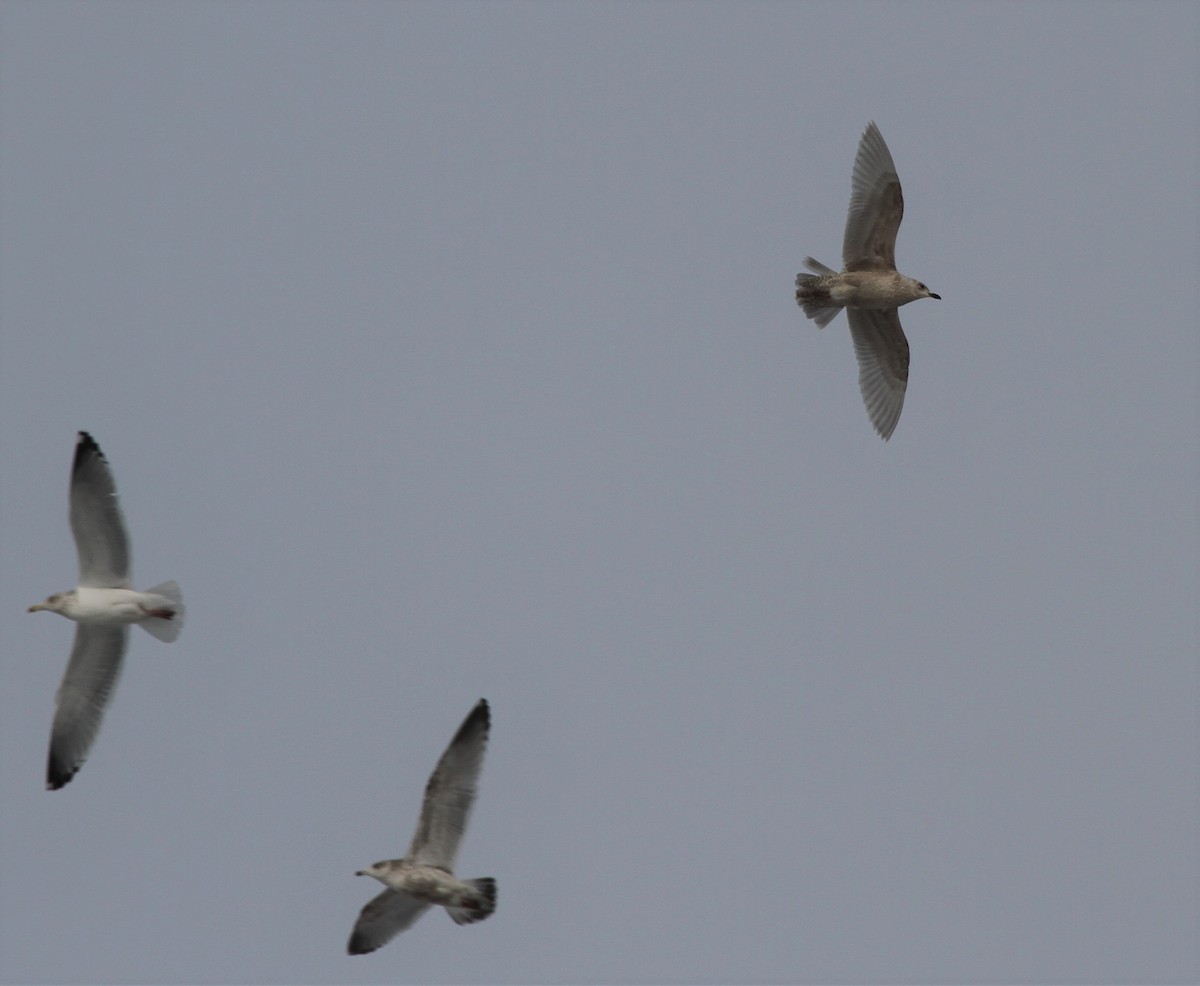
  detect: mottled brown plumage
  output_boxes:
[795,122,939,440]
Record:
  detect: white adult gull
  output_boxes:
[28,431,185,790]
[795,121,940,440]
[348,698,496,955]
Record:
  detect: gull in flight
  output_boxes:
[795,121,940,440]
[348,698,496,955]
[28,431,185,790]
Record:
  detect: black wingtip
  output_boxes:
[445,699,490,751]
[47,759,77,791]
[465,697,490,732]
[73,431,104,471]
[347,921,390,956]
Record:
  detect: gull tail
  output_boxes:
[137,580,185,642]
[795,258,843,329]
[446,878,497,925]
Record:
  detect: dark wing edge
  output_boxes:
[407,699,490,868]
[47,624,129,790]
[70,431,132,587]
[347,889,431,955]
[842,122,904,272]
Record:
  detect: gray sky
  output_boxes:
[1,3,1196,983]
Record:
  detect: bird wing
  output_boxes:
[846,307,910,441]
[842,122,904,272]
[70,432,132,588]
[347,888,431,954]
[407,699,490,869]
[47,624,129,789]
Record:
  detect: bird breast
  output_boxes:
[836,271,926,309]
[393,866,464,904]
[68,586,149,624]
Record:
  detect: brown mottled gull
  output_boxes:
[28,431,185,790]
[348,699,496,955]
[796,121,940,440]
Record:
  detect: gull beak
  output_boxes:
[355,870,366,877]
[930,292,941,300]
[28,603,45,612]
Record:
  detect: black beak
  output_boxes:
[929,293,941,300]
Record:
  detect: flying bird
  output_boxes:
[28,431,185,790]
[348,698,496,955]
[795,121,940,440]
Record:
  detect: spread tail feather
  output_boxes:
[446,878,497,925]
[795,265,843,329]
[803,256,838,275]
[137,580,185,642]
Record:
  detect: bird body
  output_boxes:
[30,584,182,632]
[357,859,496,919]
[798,266,934,311]
[359,861,480,905]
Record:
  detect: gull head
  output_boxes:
[912,278,940,301]
[28,592,71,615]
[355,860,396,882]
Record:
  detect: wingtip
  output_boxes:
[451,699,490,747]
[869,406,901,442]
[72,431,105,471]
[346,936,378,956]
[46,760,77,791]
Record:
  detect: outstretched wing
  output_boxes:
[47,624,129,789]
[347,889,431,955]
[70,432,132,588]
[407,699,490,869]
[846,307,910,441]
[842,122,904,272]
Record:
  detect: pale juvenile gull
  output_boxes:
[28,431,185,790]
[795,121,940,440]
[348,698,496,955]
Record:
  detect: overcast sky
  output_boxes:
[1,3,1196,984]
